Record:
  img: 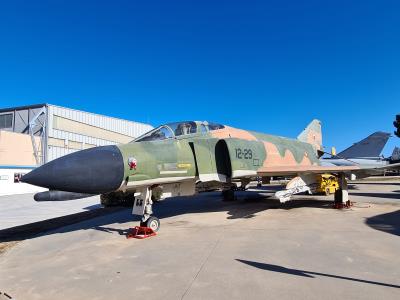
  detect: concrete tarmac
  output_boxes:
[1,180,400,300]
[0,193,101,230]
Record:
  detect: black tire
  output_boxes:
[334,189,343,204]
[100,194,117,207]
[222,189,235,201]
[142,216,161,232]
[100,193,135,207]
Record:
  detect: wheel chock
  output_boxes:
[126,226,157,239]
[333,200,353,209]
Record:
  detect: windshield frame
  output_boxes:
[131,121,225,143]
[132,125,174,142]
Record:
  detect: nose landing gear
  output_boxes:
[132,187,161,232]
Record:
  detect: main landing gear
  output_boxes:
[132,187,161,232]
[222,181,248,201]
[222,187,236,201]
[333,173,352,209]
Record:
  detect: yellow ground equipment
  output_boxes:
[316,174,339,195]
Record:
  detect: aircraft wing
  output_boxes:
[377,162,400,170]
[257,162,400,177]
[257,165,359,176]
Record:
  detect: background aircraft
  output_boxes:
[322,132,400,178]
[330,131,390,160]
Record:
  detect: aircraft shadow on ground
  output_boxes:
[348,184,359,190]
[349,184,400,191]
[0,191,333,242]
[236,259,400,289]
[365,209,400,236]
[349,182,400,186]
[91,192,335,234]
[93,193,335,232]
[82,204,102,210]
[349,192,400,200]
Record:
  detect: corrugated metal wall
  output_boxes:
[46,105,153,162]
[0,105,46,136]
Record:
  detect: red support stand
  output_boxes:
[126,226,157,239]
[333,200,353,209]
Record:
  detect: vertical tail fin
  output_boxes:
[297,119,322,151]
[337,131,390,159]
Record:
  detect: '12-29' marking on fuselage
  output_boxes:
[235,148,253,159]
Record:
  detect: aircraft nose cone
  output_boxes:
[21,145,124,194]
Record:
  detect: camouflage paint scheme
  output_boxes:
[22,119,400,230]
[115,120,356,192]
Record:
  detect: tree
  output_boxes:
[394,114,400,138]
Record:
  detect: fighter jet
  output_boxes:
[22,120,399,231]
[321,132,399,178]
[331,131,390,160]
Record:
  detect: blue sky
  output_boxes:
[0,0,399,155]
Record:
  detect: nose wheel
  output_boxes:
[140,216,161,232]
[132,187,161,232]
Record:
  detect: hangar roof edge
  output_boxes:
[0,103,153,128]
[0,103,47,113]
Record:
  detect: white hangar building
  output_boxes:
[0,103,153,195]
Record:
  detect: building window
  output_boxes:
[0,113,13,129]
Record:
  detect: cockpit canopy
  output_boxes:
[133,121,225,142]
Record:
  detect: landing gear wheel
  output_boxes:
[222,189,235,201]
[334,189,342,203]
[140,216,161,232]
